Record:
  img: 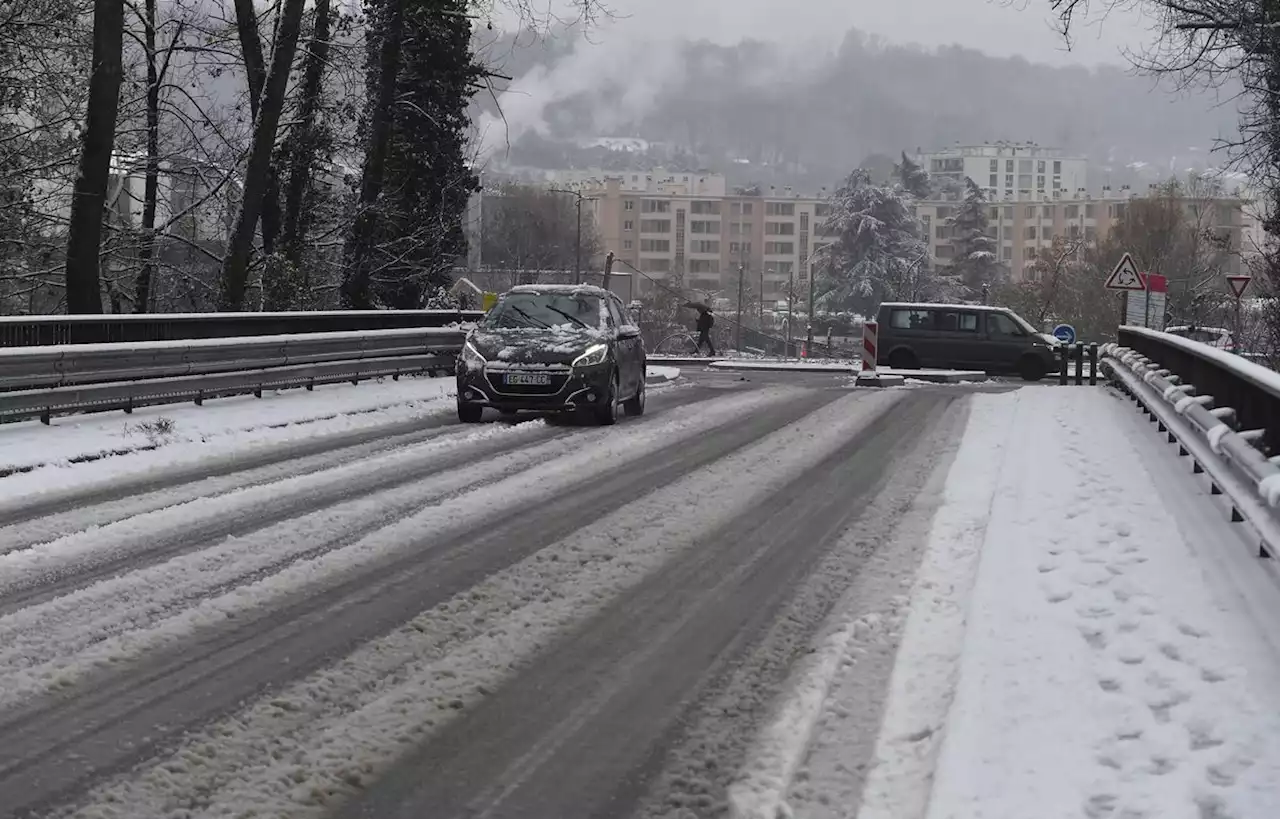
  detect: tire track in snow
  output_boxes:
[0,385,823,816]
[43,389,907,819]
[0,384,711,554]
[0,386,716,610]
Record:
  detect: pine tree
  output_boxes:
[817,169,932,314]
[342,0,481,308]
[947,178,1000,298]
[894,151,932,200]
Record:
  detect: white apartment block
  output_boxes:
[916,184,1261,280]
[915,142,1088,203]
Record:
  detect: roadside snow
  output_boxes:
[646,365,681,382]
[61,391,905,819]
[0,376,454,500]
[859,386,1280,819]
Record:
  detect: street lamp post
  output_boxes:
[548,188,589,285]
[736,264,745,352]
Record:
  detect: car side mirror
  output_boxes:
[618,326,641,340]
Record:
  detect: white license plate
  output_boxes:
[505,372,551,386]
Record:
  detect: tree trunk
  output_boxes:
[218,0,307,311]
[133,0,160,313]
[232,0,283,259]
[340,0,407,309]
[65,0,125,314]
[280,0,332,265]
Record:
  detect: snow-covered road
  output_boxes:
[0,374,966,819]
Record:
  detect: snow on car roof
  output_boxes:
[880,302,1010,312]
[507,284,611,297]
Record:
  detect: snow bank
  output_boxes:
[0,376,455,499]
[646,365,681,382]
[60,391,905,819]
[861,386,1280,819]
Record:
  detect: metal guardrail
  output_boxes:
[0,309,485,347]
[1100,329,1280,559]
[0,327,467,424]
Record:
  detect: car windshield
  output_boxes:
[1004,310,1038,335]
[484,292,603,330]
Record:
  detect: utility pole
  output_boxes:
[549,187,588,285]
[788,269,795,358]
[759,266,764,323]
[807,262,816,352]
[736,264,745,352]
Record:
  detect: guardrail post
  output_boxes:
[124,397,133,415]
[40,408,50,426]
[1088,343,1097,386]
[1058,346,1068,386]
[194,391,203,407]
[1074,343,1084,386]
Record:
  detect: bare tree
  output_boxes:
[479,183,602,288]
[64,0,125,313]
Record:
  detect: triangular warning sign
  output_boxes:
[1227,275,1252,298]
[1105,253,1146,291]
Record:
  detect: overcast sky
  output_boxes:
[494,0,1155,66]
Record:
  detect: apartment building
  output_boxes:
[916,184,1261,280]
[585,175,831,304]
[914,142,1088,203]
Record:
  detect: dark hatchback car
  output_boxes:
[455,284,647,425]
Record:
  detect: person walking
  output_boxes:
[695,307,717,356]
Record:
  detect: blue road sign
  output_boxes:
[1052,324,1077,345]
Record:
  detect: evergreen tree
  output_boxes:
[342,0,482,308]
[946,177,1000,297]
[894,151,932,200]
[816,169,933,314]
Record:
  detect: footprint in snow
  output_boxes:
[1189,723,1226,752]
[1178,622,1209,639]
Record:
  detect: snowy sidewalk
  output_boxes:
[860,386,1280,819]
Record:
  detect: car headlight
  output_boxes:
[460,340,486,370]
[572,344,608,368]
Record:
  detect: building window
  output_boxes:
[1036,176,1045,189]
[1024,206,1035,219]
[765,221,795,235]
[690,220,720,233]
[989,174,998,188]
[1005,174,1014,188]
[1053,160,1062,174]
[640,219,670,233]
[988,207,1000,220]
[1006,159,1014,172]
[1024,226,1037,240]
[643,257,671,272]
[990,159,999,172]
[691,200,721,215]
[624,200,635,211]
[1042,206,1053,218]
[935,225,949,240]
[623,220,633,231]
[936,206,952,219]
[689,258,718,273]
[623,239,633,249]
[639,239,670,252]
[1018,174,1033,189]
[1037,160,1046,174]
[1052,178,1061,189]
[641,199,670,213]
[1003,207,1013,220]
[1064,205,1078,219]
[814,203,831,217]
[1042,226,1053,239]
[1085,204,1095,218]
[730,241,752,254]
[691,239,720,254]
[765,241,795,255]
[765,202,795,216]
[730,222,750,236]
[1019,159,1032,173]
[1002,245,1012,260]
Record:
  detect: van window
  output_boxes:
[988,313,1024,336]
[889,309,933,330]
[935,310,979,332]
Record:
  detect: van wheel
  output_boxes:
[887,349,918,370]
[1018,355,1047,382]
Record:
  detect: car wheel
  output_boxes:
[457,401,483,423]
[624,375,646,417]
[594,373,619,426]
[1018,355,1047,382]
[887,348,918,370]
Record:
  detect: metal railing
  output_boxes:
[1101,325,1280,558]
[0,309,485,348]
[0,327,467,424]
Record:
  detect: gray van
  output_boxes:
[875,302,1060,381]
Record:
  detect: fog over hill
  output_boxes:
[470,25,1244,192]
